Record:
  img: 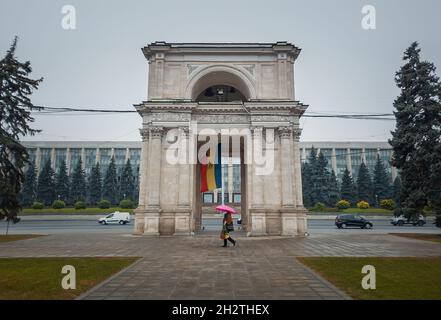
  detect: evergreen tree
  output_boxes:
[312,152,330,205]
[306,147,319,205]
[340,168,356,205]
[55,160,69,203]
[301,162,313,207]
[373,154,391,204]
[102,156,118,205]
[357,162,374,204]
[70,159,86,203]
[36,159,56,206]
[393,176,402,207]
[120,159,135,200]
[328,170,340,206]
[21,160,37,206]
[0,37,42,224]
[88,162,102,205]
[389,42,441,218]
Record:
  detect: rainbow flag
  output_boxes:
[201,144,222,192]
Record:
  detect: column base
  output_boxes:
[247,207,308,237]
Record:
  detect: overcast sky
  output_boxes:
[1,0,440,142]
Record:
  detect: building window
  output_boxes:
[335,148,347,181]
[85,148,97,175]
[203,193,214,203]
[54,148,67,173]
[233,193,241,203]
[350,149,362,180]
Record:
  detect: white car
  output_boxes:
[98,211,131,225]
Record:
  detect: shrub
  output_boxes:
[31,201,44,210]
[74,201,86,210]
[379,199,396,210]
[313,202,326,212]
[52,200,66,209]
[336,200,350,210]
[120,199,135,209]
[97,199,111,209]
[357,201,370,209]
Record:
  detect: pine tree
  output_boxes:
[389,42,441,218]
[373,154,391,204]
[306,147,319,205]
[340,168,356,205]
[102,156,118,205]
[21,160,37,206]
[55,159,69,203]
[328,170,340,206]
[120,159,135,200]
[357,162,374,204]
[301,162,313,207]
[0,37,42,224]
[70,159,86,203]
[312,152,330,206]
[36,159,56,206]
[88,162,102,205]
[393,176,402,207]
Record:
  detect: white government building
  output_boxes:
[22,140,396,204]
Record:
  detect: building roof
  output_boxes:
[142,41,302,60]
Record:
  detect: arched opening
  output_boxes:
[189,70,253,101]
[196,85,246,102]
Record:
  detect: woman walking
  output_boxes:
[220,212,236,247]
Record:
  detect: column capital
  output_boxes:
[140,128,150,141]
[250,126,263,137]
[278,126,292,139]
[293,127,302,141]
[178,126,190,136]
[150,126,164,139]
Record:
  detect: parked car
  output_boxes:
[390,214,426,226]
[335,214,373,229]
[98,211,131,225]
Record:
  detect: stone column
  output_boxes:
[228,159,233,203]
[134,129,150,235]
[50,148,56,171]
[81,148,86,170]
[279,127,298,236]
[35,147,41,174]
[175,127,191,235]
[143,126,163,236]
[248,127,266,236]
[293,127,308,235]
[66,148,71,174]
[279,127,295,208]
[346,148,352,176]
[331,148,337,173]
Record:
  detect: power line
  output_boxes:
[31,105,396,121]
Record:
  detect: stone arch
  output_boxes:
[185,65,256,101]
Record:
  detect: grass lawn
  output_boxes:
[389,233,441,243]
[21,207,134,215]
[0,257,138,300]
[0,234,45,243]
[298,257,441,300]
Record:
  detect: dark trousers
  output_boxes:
[223,237,235,246]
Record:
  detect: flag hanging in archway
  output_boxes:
[200,144,222,192]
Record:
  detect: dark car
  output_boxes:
[335,214,373,229]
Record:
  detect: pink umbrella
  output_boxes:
[215,204,236,214]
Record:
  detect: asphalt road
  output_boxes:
[1,217,439,235]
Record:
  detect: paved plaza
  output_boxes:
[1,232,440,300]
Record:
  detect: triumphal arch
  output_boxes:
[134,42,308,236]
